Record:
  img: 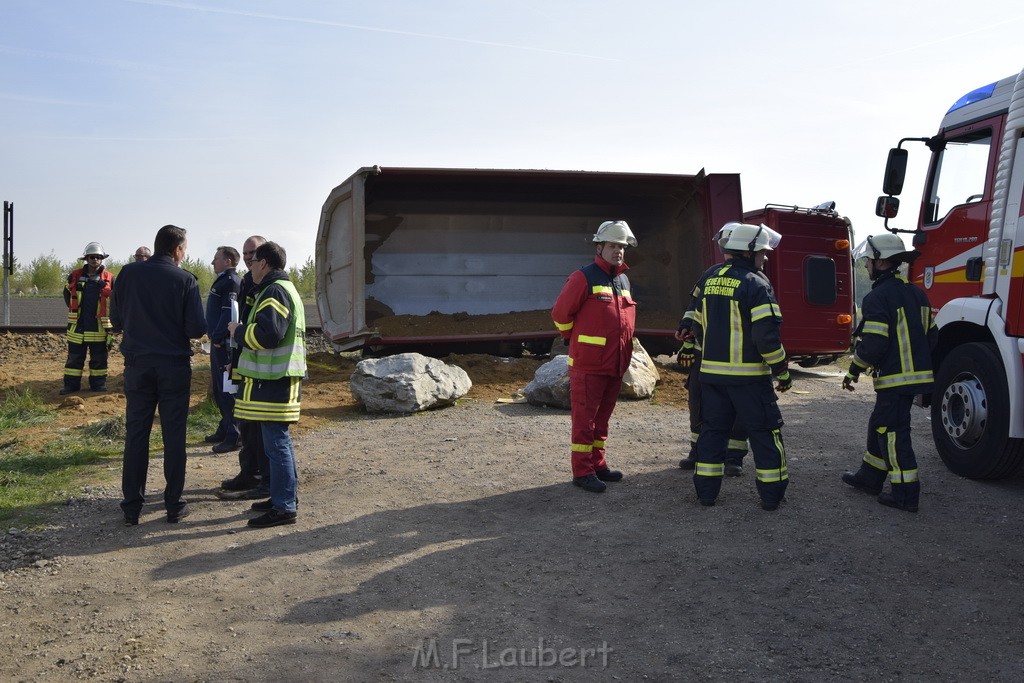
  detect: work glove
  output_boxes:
[774,370,793,393]
[676,340,696,371]
[106,335,116,350]
[842,370,859,392]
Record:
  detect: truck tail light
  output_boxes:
[836,314,852,325]
[835,239,850,250]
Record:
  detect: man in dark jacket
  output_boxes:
[205,246,242,453]
[111,225,206,525]
[841,233,937,513]
[217,235,271,499]
[691,223,792,511]
[227,241,306,528]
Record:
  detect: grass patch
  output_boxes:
[0,388,55,434]
[0,440,120,527]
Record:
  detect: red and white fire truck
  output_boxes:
[877,65,1024,478]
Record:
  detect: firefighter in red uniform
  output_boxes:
[62,241,115,394]
[552,221,638,493]
[691,223,791,510]
[841,233,936,512]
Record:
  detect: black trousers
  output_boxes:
[209,345,239,444]
[120,363,192,516]
[237,419,269,482]
[694,379,788,506]
[854,391,920,505]
[64,340,108,389]
[686,350,748,464]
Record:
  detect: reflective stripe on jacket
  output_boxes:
[850,271,936,394]
[696,257,786,384]
[234,273,307,422]
[551,257,637,376]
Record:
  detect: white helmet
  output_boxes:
[714,222,741,251]
[81,241,109,259]
[722,223,781,253]
[593,220,637,247]
[852,233,919,264]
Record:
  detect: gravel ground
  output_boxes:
[3,357,1024,681]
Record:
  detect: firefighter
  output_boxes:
[841,233,936,513]
[691,223,791,510]
[61,241,115,394]
[552,220,638,493]
[676,223,749,475]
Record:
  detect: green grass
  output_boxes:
[0,396,228,528]
[0,388,55,434]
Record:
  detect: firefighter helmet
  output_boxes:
[852,233,919,264]
[592,220,637,247]
[714,222,741,251]
[722,223,781,253]
[81,242,109,259]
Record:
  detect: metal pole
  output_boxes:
[2,201,11,326]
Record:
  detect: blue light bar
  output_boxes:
[947,81,997,113]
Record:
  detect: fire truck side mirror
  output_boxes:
[875,195,900,219]
[882,148,908,196]
[912,231,927,247]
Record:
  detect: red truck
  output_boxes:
[314,166,854,360]
[874,65,1024,478]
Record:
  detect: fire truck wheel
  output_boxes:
[930,342,1024,479]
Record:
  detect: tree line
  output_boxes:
[3,251,317,299]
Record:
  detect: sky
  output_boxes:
[1,0,1023,269]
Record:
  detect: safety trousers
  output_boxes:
[694,379,787,506]
[64,339,108,390]
[569,370,622,477]
[853,391,920,506]
[686,350,748,464]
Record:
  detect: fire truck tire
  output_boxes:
[930,342,1024,479]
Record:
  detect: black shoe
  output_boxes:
[123,512,139,526]
[212,441,241,454]
[250,498,274,512]
[247,509,297,528]
[204,432,226,444]
[90,386,107,392]
[572,474,607,493]
[761,501,779,511]
[678,456,697,470]
[841,472,883,496]
[166,505,191,523]
[594,468,623,482]
[724,464,743,477]
[221,474,261,491]
[877,492,918,513]
[216,485,269,501]
[59,386,79,395]
[699,498,716,507]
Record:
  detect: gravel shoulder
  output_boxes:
[3,350,1024,681]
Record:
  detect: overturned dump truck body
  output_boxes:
[315,166,853,358]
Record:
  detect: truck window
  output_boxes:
[925,130,991,224]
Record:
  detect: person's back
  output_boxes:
[112,255,205,364]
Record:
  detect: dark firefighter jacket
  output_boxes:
[849,269,937,393]
[693,256,787,385]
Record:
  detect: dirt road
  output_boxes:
[2,335,1024,681]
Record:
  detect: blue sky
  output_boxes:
[1,0,1022,268]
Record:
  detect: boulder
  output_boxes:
[621,338,660,399]
[523,355,572,409]
[524,339,659,409]
[350,353,472,413]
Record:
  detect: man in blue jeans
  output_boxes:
[111,225,207,525]
[227,241,306,528]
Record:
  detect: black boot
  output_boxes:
[572,474,606,493]
[595,468,623,482]
[878,482,919,512]
[841,469,884,496]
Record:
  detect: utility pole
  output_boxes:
[2,201,12,326]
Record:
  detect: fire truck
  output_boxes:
[876,65,1024,478]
